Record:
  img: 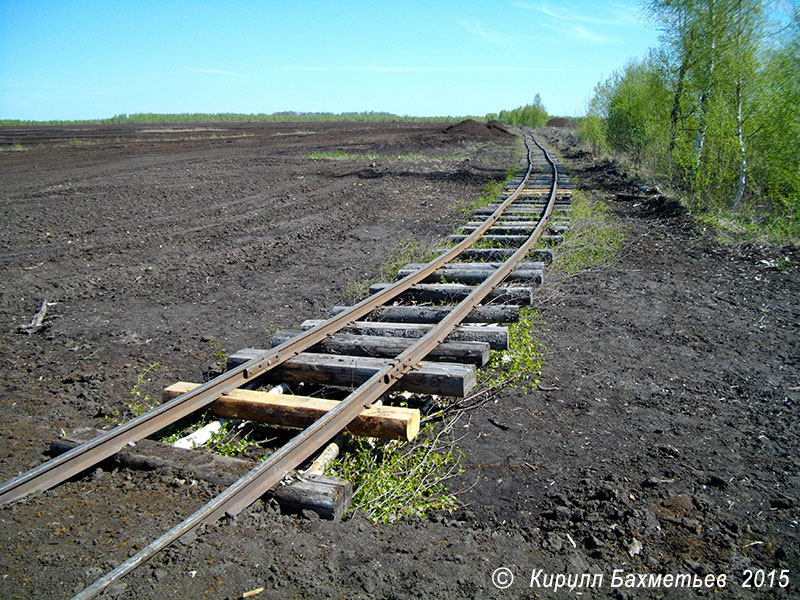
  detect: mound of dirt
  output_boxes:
[486,119,513,135]
[443,118,514,141]
[546,117,577,128]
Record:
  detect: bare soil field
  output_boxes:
[0,122,798,599]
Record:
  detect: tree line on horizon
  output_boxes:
[580,0,799,236]
[486,94,550,128]
[0,111,472,127]
[1,100,553,129]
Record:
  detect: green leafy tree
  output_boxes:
[749,6,800,214]
[497,94,549,127]
[582,0,799,237]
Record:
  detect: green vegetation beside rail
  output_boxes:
[333,307,545,524]
[456,153,520,221]
[477,307,544,393]
[577,1,799,244]
[343,239,438,304]
[329,424,463,523]
[552,190,626,276]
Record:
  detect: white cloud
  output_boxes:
[515,1,640,27]
[282,66,596,73]
[556,23,615,43]
[185,68,248,76]
[456,18,514,43]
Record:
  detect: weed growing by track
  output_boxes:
[329,421,464,523]
[205,338,228,374]
[332,309,545,522]
[478,308,543,392]
[207,421,262,457]
[553,190,626,275]
[418,307,545,424]
[159,418,275,459]
[343,239,438,304]
[454,167,518,222]
[381,240,439,279]
[121,347,274,459]
[127,363,161,417]
[328,305,545,523]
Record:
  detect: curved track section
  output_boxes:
[0,131,562,599]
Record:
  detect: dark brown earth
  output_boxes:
[546,117,578,129]
[443,118,514,141]
[1,122,798,599]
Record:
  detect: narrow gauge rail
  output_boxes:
[0,131,564,598]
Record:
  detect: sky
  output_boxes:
[0,0,661,120]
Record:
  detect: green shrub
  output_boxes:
[477,307,544,393]
[496,94,549,127]
[330,423,463,523]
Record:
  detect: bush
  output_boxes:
[496,94,549,128]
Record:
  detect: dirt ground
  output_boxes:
[0,122,797,599]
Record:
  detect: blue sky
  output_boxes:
[0,1,660,120]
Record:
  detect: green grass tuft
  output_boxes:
[342,239,438,304]
[455,167,517,222]
[694,201,800,246]
[553,190,626,275]
[0,143,27,152]
[207,421,261,457]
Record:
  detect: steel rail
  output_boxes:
[74,132,559,600]
[0,136,535,506]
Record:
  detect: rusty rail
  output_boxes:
[0,136,535,506]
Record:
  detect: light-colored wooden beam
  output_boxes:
[163,381,420,441]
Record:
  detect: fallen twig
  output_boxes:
[17,299,54,335]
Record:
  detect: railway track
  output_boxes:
[0,129,570,598]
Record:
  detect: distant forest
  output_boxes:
[1,104,557,128]
[0,112,471,126]
[485,94,549,128]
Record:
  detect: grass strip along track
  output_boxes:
[0,130,566,598]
